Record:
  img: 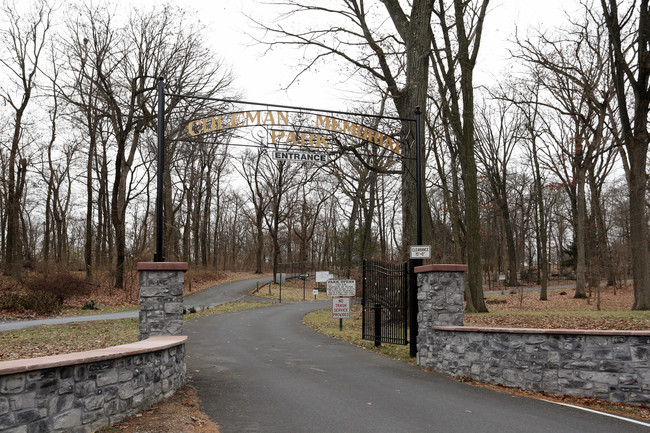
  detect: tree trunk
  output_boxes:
[629,143,650,309]
[531,137,549,300]
[574,168,588,298]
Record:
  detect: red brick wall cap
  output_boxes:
[415,264,468,273]
[137,262,188,271]
[0,336,187,376]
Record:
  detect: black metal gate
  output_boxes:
[362,259,408,345]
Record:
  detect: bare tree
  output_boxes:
[513,4,614,298]
[475,98,523,287]
[601,0,650,309]
[508,76,552,300]
[66,3,237,287]
[238,149,271,274]
[248,0,435,253]
[0,0,53,278]
[427,0,490,312]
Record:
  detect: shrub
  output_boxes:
[0,293,23,312]
[82,300,100,310]
[25,271,90,302]
[0,291,62,315]
[22,291,62,314]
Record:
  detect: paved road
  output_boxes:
[185,302,649,433]
[0,276,273,332]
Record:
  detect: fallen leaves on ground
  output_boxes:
[0,319,139,361]
[99,385,219,433]
[466,284,650,330]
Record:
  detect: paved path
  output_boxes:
[185,302,649,433]
[0,276,273,332]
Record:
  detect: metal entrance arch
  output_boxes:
[154,76,424,356]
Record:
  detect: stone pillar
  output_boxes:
[415,264,467,364]
[138,262,188,340]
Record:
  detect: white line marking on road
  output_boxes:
[310,367,326,373]
[542,399,650,428]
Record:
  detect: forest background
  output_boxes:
[1,0,649,313]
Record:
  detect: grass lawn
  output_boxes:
[471,284,650,330]
[303,305,415,364]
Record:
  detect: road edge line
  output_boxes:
[542,399,650,427]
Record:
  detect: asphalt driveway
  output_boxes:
[185,301,649,433]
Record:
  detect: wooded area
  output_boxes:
[1,0,649,311]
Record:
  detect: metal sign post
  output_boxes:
[409,107,423,358]
[155,77,165,262]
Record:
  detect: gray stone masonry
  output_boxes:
[138,262,188,341]
[0,341,186,433]
[416,266,650,405]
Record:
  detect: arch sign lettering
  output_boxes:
[154,77,421,263]
[186,110,405,160]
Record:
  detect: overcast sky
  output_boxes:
[128,0,577,110]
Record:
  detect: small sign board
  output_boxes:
[315,271,332,282]
[326,279,356,297]
[312,289,319,296]
[300,273,310,278]
[332,297,350,319]
[273,150,328,163]
[410,245,431,259]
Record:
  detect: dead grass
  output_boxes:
[0,319,139,361]
[484,282,634,311]
[469,283,650,330]
[303,306,415,365]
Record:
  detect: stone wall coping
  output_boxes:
[433,325,650,336]
[415,264,468,273]
[137,262,188,271]
[0,335,187,375]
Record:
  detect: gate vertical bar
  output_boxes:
[155,77,165,262]
[374,303,381,347]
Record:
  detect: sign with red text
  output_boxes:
[332,297,350,319]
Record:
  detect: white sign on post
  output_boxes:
[332,297,350,319]
[326,279,356,297]
[410,245,431,259]
[315,271,332,282]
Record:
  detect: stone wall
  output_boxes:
[416,265,650,405]
[138,262,188,341]
[0,336,186,433]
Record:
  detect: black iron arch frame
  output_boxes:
[155,77,423,356]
